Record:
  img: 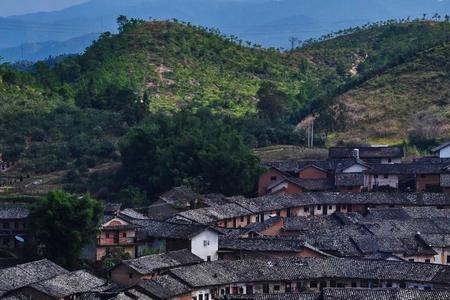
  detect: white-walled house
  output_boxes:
[190,228,219,261]
[433,142,450,159]
[134,219,220,261]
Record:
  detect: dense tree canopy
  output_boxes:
[28,190,103,268]
[119,111,262,197]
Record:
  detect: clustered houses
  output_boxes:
[173,193,450,229]
[258,144,450,195]
[3,143,450,300]
[93,206,220,262]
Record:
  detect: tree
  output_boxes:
[117,15,129,32]
[28,190,103,268]
[119,111,261,197]
[256,81,289,120]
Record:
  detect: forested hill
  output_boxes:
[295,20,450,146]
[1,18,450,185]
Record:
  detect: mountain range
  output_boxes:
[1,0,450,62]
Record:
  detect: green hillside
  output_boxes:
[55,19,304,117]
[1,18,450,186]
[295,20,450,147]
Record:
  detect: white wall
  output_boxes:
[439,146,450,158]
[342,164,367,173]
[370,175,399,189]
[191,229,219,261]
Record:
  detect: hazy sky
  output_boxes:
[0,0,89,17]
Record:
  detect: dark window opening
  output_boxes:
[310,281,318,288]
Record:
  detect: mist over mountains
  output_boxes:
[1,0,450,62]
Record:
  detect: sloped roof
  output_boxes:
[137,275,191,299]
[244,216,282,234]
[323,288,450,300]
[329,146,404,159]
[119,249,202,275]
[133,219,215,240]
[118,209,149,221]
[28,270,106,298]
[367,162,448,174]
[335,173,364,187]
[178,203,252,224]
[432,141,450,153]
[168,257,450,288]
[225,293,320,300]
[0,259,68,293]
[0,207,29,219]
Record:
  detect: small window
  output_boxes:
[329,205,332,209]
[274,285,280,291]
[310,281,318,288]
[384,174,389,179]
[122,232,127,238]
[220,289,225,295]
[320,281,327,288]
[374,175,379,179]
[408,259,414,262]
[263,284,269,293]
[105,233,110,238]
[337,282,345,288]
[388,158,392,163]
[317,205,322,210]
[129,273,133,279]
[240,216,244,222]
[446,255,450,264]
[207,256,211,262]
[351,282,357,288]
[425,259,431,263]
[330,281,337,288]
[303,207,309,213]
[205,294,209,300]
[270,176,277,181]
[238,287,244,294]
[400,282,406,288]
[386,282,393,288]
[198,294,203,300]
[225,287,230,294]
[203,240,210,247]
[361,280,369,288]
[192,297,197,300]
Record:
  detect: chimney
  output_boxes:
[352,148,360,159]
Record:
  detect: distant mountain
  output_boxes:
[0,33,98,62]
[1,0,450,61]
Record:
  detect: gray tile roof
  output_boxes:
[28,270,106,299]
[0,207,29,219]
[329,146,404,159]
[168,257,450,288]
[119,249,202,275]
[118,209,149,221]
[133,219,214,240]
[0,259,68,293]
[225,293,320,300]
[335,173,364,187]
[323,288,450,300]
[367,163,449,175]
[418,234,450,248]
[137,275,191,299]
[178,203,252,224]
[244,216,282,234]
[219,237,310,253]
